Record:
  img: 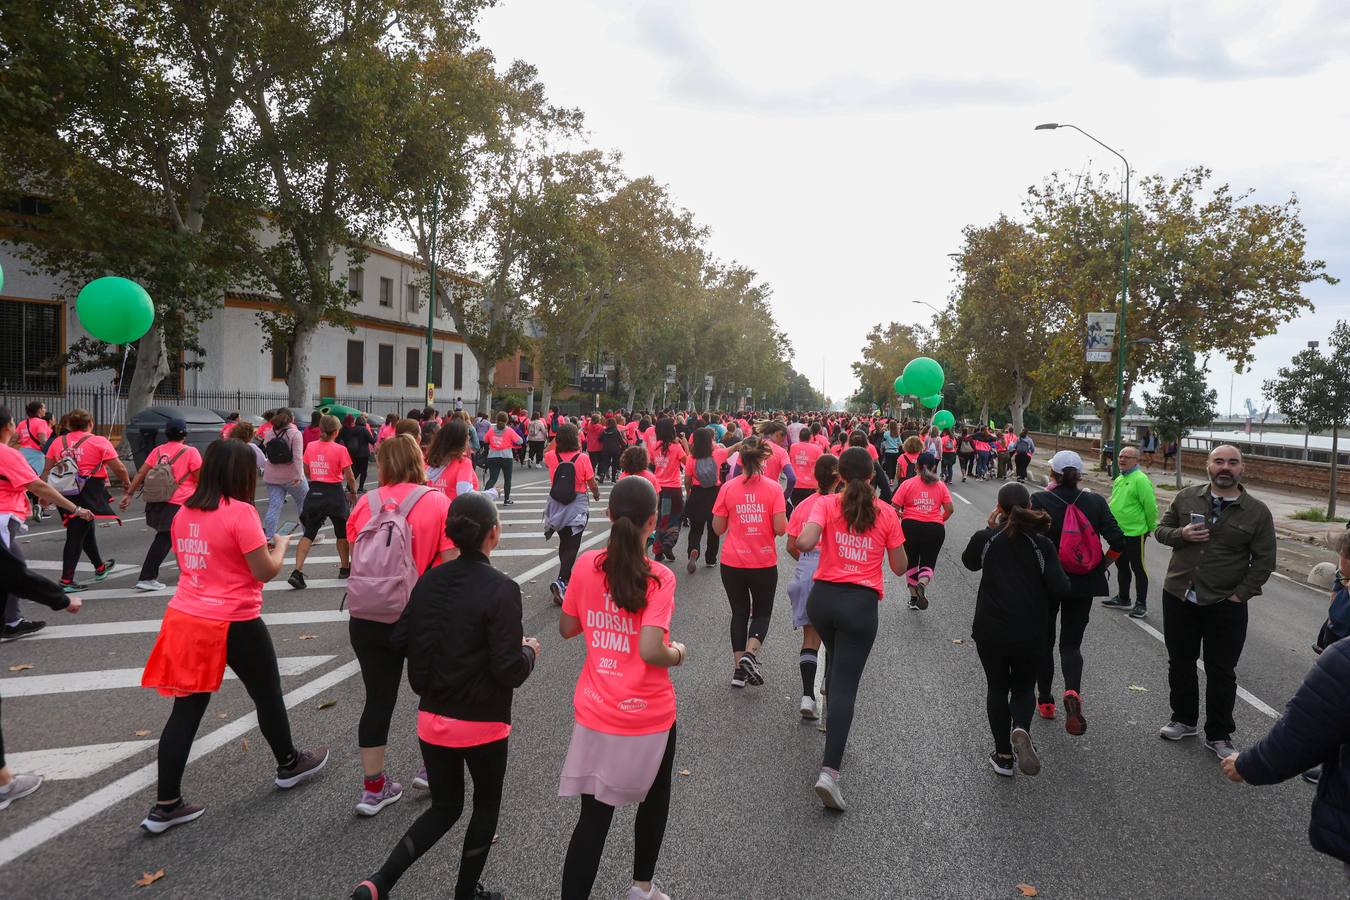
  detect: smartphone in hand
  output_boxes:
[1189,512,1206,528]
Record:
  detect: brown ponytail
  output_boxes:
[814,453,840,495]
[837,447,876,533]
[996,482,1051,539]
[601,476,660,613]
[738,435,770,480]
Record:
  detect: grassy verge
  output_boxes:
[1290,508,1348,523]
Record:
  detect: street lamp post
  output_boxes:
[1305,340,1320,459]
[1036,123,1132,476]
[425,184,440,409]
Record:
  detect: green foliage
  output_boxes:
[1143,347,1217,442]
[851,322,927,411]
[1263,321,1350,436]
[1291,508,1347,523]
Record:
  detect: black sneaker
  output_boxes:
[502,498,514,506]
[705,558,717,568]
[60,580,88,594]
[914,582,929,610]
[1128,604,1148,619]
[731,667,747,689]
[93,559,116,581]
[472,884,504,900]
[1302,766,1322,784]
[907,598,920,611]
[275,747,329,788]
[288,570,307,590]
[1101,595,1132,609]
[989,751,1015,777]
[140,799,206,834]
[2,619,47,641]
[687,548,699,574]
[338,567,350,579]
[738,653,764,687]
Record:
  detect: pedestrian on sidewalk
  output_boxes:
[962,482,1069,778]
[139,440,329,834]
[1103,445,1158,619]
[1155,444,1276,761]
[558,476,685,900]
[350,491,537,900]
[1031,451,1125,736]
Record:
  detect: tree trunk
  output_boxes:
[1008,373,1033,433]
[714,389,725,411]
[1175,439,1184,490]
[286,320,316,409]
[473,347,495,413]
[646,389,657,412]
[125,322,172,425]
[978,399,989,429]
[626,383,636,412]
[539,378,553,416]
[1330,424,1340,520]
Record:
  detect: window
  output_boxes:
[377,344,394,386]
[407,284,420,312]
[347,267,363,299]
[270,341,289,381]
[518,355,533,384]
[379,277,393,308]
[432,351,443,388]
[346,339,364,385]
[453,352,463,391]
[406,347,419,387]
[0,299,61,391]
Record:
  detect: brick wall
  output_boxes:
[1029,432,1350,500]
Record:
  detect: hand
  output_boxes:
[75,506,94,521]
[1227,594,1244,604]
[118,494,131,511]
[1180,523,1210,542]
[523,636,541,656]
[670,641,687,665]
[65,595,83,614]
[273,534,292,551]
[1220,753,1244,783]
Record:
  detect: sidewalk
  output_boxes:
[1017,454,1339,587]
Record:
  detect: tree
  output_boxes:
[851,322,927,413]
[1144,347,1217,488]
[1264,322,1350,517]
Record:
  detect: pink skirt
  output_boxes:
[558,722,671,807]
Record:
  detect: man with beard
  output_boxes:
[1154,445,1276,760]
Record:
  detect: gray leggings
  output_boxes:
[806,580,880,771]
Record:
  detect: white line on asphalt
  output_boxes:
[1127,618,1279,719]
[950,491,971,505]
[4,740,156,781]
[30,610,353,641]
[20,517,146,540]
[75,578,350,601]
[0,656,336,697]
[498,529,593,539]
[1271,570,1326,595]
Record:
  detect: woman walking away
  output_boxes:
[895,436,922,484]
[881,422,902,480]
[599,416,625,483]
[1013,429,1035,483]
[890,451,953,611]
[139,441,328,833]
[289,415,357,589]
[713,437,788,688]
[120,418,202,592]
[684,427,727,573]
[789,427,825,510]
[558,476,685,900]
[962,482,1069,777]
[345,435,455,818]
[940,429,957,484]
[649,418,688,562]
[482,412,522,505]
[795,447,907,810]
[785,454,840,721]
[619,445,659,492]
[351,492,537,900]
[957,427,975,482]
[425,419,480,501]
[342,414,376,493]
[1030,451,1124,735]
[41,408,131,592]
[526,411,547,469]
[545,423,601,605]
[262,409,307,541]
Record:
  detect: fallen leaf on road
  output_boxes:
[134,869,165,887]
[1127,685,1150,693]
[8,664,34,672]
[950,639,964,645]
[241,737,250,752]
[678,769,691,777]
[216,713,228,719]
[492,833,500,844]
[317,699,337,710]
[298,634,317,640]
[1016,884,1038,897]
[134,729,151,737]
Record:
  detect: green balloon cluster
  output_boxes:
[76,277,155,345]
[920,393,942,408]
[933,410,956,431]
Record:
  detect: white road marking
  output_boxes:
[73,578,350,601]
[1271,570,1326,594]
[1127,618,1279,719]
[30,610,353,641]
[498,528,593,539]
[950,491,972,505]
[4,740,156,781]
[1,656,336,697]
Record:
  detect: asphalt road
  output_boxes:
[0,469,1343,899]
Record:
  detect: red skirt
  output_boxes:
[141,607,230,697]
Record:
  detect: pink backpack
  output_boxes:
[345,486,433,623]
[1055,491,1103,575]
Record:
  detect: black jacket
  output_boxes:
[392,550,535,723]
[342,424,375,461]
[600,425,625,454]
[962,525,1070,650]
[1237,637,1350,864]
[1030,483,1126,597]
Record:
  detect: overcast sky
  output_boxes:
[477,0,1350,412]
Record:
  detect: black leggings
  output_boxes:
[1037,593,1093,702]
[900,519,945,580]
[369,737,509,900]
[1014,453,1031,480]
[62,498,105,581]
[139,531,173,581]
[561,724,677,899]
[349,617,403,749]
[528,441,545,466]
[806,581,879,771]
[959,454,975,477]
[1115,535,1148,606]
[977,641,1038,754]
[483,458,513,499]
[941,453,956,482]
[352,457,370,492]
[598,451,620,481]
[720,565,777,652]
[655,488,683,555]
[155,618,295,802]
[684,486,719,562]
[559,525,584,583]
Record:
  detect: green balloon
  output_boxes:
[76,277,155,344]
[902,356,945,398]
[933,410,956,430]
[893,375,907,396]
[921,393,943,408]
[0,261,5,295]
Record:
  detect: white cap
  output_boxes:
[1050,450,1084,474]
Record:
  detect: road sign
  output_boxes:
[665,364,677,384]
[703,375,714,391]
[426,383,435,405]
[579,374,606,393]
[1086,312,1115,363]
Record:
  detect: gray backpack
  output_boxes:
[142,448,188,504]
[47,435,92,498]
[693,455,719,488]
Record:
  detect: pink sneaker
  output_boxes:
[355,779,403,816]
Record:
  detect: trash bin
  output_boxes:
[128,406,226,469]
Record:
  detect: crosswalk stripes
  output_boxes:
[3,656,337,697]
[5,740,157,781]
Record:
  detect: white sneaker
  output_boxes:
[813,769,846,811]
[799,696,819,720]
[135,580,168,592]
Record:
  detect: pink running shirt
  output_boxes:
[712,474,786,569]
[808,493,905,598]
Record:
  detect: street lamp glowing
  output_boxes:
[1034,123,1060,130]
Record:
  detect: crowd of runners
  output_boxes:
[1,400,1348,896]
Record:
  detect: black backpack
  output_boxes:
[549,452,580,504]
[264,427,294,464]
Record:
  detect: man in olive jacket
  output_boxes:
[1154,445,1276,760]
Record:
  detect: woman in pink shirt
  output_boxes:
[424,419,480,500]
[15,401,52,476]
[648,417,688,563]
[619,446,659,492]
[289,415,356,589]
[120,418,203,592]
[785,453,840,721]
[558,476,686,900]
[712,437,788,689]
[40,408,131,592]
[139,440,328,834]
[796,447,907,811]
[890,451,954,612]
[544,423,601,605]
[682,427,727,573]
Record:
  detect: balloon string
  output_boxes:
[118,343,133,395]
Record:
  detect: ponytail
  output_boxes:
[837,447,876,533]
[738,435,769,480]
[995,482,1051,539]
[814,453,840,495]
[601,477,660,613]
